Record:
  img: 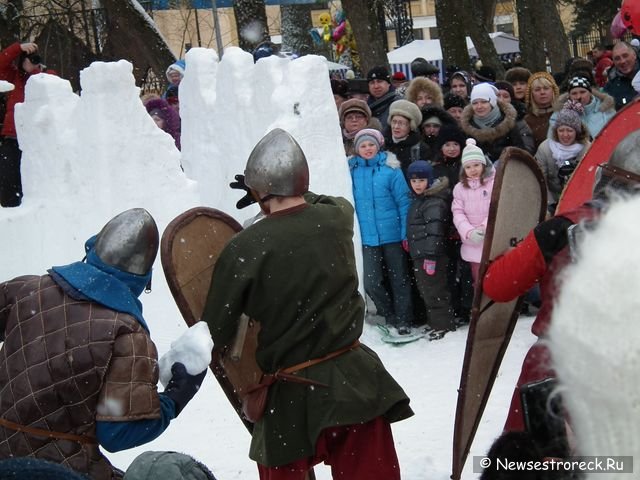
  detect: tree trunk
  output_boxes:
[341,0,388,75]
[233,0,269,53]
[0,0,24,47]
[435,0,470,73]
[280,4,314,56]
[538,0,571,74]
[516,0,547,72]
[462,0,504,79]
[101,0,176,87]
[479,0,497,33]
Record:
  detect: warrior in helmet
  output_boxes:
[0,208,206,479]
[480,130,640,458]
[202,128,413,480]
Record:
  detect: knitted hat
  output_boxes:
[422,116,442,126]
[470,82,498,107]
[339,98,371,123]
[367,65,391,83]
[407,160,435,185]
[555,99,585,134]
[461,138,486,165]
[388,99,423,131]
[444,92,466,110]
[567,75,592,92]
[392,71,406,81]
[525,72,560,107]
[354,128,384,151]
[504,66,531,84]
[494,80,515,101]
[436,124,467,151]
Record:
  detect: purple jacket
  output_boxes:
[452,168,495,262]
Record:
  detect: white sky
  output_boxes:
[0,48,538,479]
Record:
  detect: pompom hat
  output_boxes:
[461,138,486,165]
[555,99,585,134]
[354,128,385,151]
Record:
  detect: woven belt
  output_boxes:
[0,417,97,445]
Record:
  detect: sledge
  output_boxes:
[451,148,547,480]
[555,96,640,215]
[160,206,259,433]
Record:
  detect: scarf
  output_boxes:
[49,235,152,331]
[343,127,357,140]
[473,106,502,129]
[549,140,584,166]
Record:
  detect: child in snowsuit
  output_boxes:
[349,128,414,334]
[405,160,456,338]
[452,138,495,283]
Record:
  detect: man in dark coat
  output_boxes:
[603,41,640,110]
[366,65,402,131]
[0,209,206,479]
[202,129,413,480]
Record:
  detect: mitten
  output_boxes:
[402,239,409,252]
[468,228,485,244]
[423,259,436,276]
[229,174,256,209]
[163,362,207,416]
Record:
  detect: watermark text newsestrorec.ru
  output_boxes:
[473,456,633,474]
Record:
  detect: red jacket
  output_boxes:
[0,43,55,138]
[594,52,614,88]
[483,203,600,338]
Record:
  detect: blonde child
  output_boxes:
[451,138,495,283]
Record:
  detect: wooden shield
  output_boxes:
[556,96,640,215]
[161,206,260,433]
[451,148,547,480]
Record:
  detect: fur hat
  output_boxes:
[354,128,385,151]
[407,160,435,185]
[436,124,467,152]
[470,82,498,108]
[444,92,466,111]
[339,98,371,123]
[525,72,560,107]
[388,99,423,131]
[367,65,391,83]
[405,77,444,108]
[331,78,349,99]
[504,66,532,84]
[494,81,515,101]
[411,57,440,77]
[461,138,486,165]
[567,75,592,92]
[555,99,585,134]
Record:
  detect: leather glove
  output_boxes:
[468,228,485,244]
[229,174,256,209]
[164,362,207,416]
[402,239,409,252]
[423,259,436,276]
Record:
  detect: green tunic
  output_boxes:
[202,193,413,467]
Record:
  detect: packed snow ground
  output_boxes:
[0,48,537,479]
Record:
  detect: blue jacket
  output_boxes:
[349,151,411,246]
[548,90,616,139]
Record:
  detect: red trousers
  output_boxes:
[257,416,401,480]
[504,340,554,432]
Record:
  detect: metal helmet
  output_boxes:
[244,128,309,197]
[94,208,159,275]
[593,130,640,198]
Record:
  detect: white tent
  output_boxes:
[388,31,520,82]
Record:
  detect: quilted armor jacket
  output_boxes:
[0,274,161,480]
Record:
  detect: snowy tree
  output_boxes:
[233,0,269,53]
